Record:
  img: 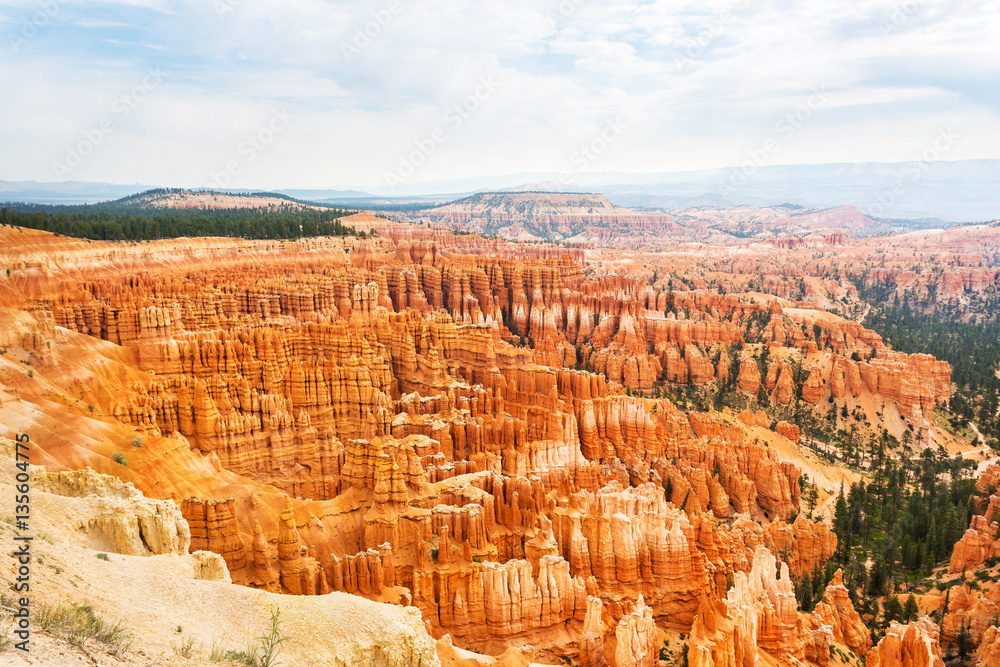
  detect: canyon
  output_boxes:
[1,196,998,666]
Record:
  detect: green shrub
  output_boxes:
[225,643,260,666]
[224,608,287,667]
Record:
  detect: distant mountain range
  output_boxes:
[406,192,934,244]
[2,186,988,249]
[0,180,158,204]
[406,191,679,243]
[2,159,997,222]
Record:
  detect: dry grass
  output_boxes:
[172,635,196,658]
[35,601,132,656]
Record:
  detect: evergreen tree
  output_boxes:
[1,199,361,242]
[957,619,972,659]
[833,486,849,562]
[796,572,814,612]
[806,485,819,514]
[903,594,919,623]
[883,595,903,627]
[812,564,825,600]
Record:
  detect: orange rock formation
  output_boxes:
[866,618,944,667]
[4,216,968,665]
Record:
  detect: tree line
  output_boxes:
[0,200,363,242]
[818,438,977,642]
[859,283,1000,450]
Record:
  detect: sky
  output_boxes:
[0,0,998,192]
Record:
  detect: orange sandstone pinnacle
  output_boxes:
[0,220,964,666]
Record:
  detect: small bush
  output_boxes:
[257,608,288,667]
[173,636,196,658]
[224,608,288,667]
[227,642,261,666]
[113,452,127,466]
[96,553,110,561]
[132,436,143,448]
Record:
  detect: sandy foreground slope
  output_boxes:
[0,437,447,667]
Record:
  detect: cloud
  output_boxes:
[0,0,997,189]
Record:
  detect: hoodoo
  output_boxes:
[1,199,996,666]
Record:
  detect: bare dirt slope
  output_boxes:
[0,438,440,667]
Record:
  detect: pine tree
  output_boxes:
[883,595,903,628]
[957,619,972,658]
[797,572,814,612]
[824,560,837,588]
[806,485,819,514]
[812,564,825,600]
[833,486,850,563]
[903,594,919,623]
[868,556,887,597]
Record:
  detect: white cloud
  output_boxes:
[0,0,997,189]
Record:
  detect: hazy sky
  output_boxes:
[0,0,998,191]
